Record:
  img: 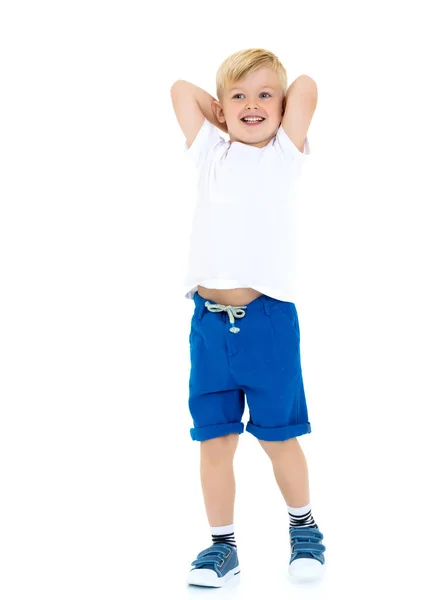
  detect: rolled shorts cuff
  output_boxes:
[190,421,245,442]
[246,421,311,441]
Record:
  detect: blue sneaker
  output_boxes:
[288,526,326,582]
[187,543,240,587]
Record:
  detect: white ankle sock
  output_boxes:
[287,502,317,528]
[210,524,234,535]
[210,524,236,548]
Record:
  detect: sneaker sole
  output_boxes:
[187,566,240,587]
[288,558,325,583]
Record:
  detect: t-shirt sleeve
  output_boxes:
[274,125,310,176]
[183,118,225,168]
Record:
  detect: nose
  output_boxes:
[244,95,260,109]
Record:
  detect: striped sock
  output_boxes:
[211,523,236,548]
[288,502,318,530]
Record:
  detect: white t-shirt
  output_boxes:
[183,118,310,302]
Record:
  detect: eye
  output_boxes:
[232,93,271,99]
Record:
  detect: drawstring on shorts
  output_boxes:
[204,301,247,333]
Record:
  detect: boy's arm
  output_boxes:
[281,75,317,153]
[170,80,228,148]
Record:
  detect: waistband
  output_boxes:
[193,291,287,320]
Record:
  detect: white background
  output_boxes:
[1,1,427,598]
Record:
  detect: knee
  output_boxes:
[258,437,298,460]
[201,433,239,464]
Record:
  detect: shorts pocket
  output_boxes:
[281,304,300,339]
[269,304,300,341]
[189,313,202,344]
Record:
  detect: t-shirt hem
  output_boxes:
[184,280,296,303]
[184,279,248,299]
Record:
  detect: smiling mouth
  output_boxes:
[241,118,266,126]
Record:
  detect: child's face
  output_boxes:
[214,67,285,148]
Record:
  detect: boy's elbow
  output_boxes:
[297,74,316,85]
[296,75,317,93]
[171,79,188,90]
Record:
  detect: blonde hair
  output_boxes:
[216,48,288,102]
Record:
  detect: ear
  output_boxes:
[212,100,226,123]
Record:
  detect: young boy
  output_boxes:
[170,48,326,588]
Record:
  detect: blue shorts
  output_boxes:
[188,292,312,442]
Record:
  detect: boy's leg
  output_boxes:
[258,437,310,507]
[200,433,239,526]
[258,437,326,580]
[187,432,241,587]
